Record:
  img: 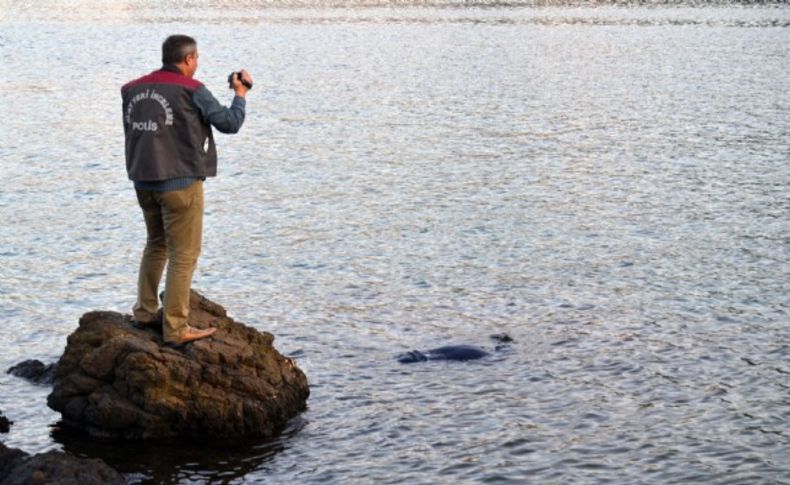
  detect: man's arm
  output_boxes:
[193,86,246,134]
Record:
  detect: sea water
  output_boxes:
[0,1,788,483]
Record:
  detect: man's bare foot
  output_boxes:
[165,326,216,346]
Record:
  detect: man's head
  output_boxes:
[162,35,199,78]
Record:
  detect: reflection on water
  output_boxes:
[53,418,308,484]
[1,1,789,483]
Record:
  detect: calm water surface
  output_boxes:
[0,1,788,483]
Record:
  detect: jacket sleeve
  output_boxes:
[192,85,246,134]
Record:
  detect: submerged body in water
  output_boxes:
[397,334,514,363]
[397,344,490,363]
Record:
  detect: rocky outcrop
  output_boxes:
[0,412,10,434]
[0,442,123,485]
[47,290,309,440]
[7,360,56,385]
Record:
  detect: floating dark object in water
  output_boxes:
[397,345,490,364]
[397,334,514,364]
[490,333,513,343]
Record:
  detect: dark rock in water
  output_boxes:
[47,290,309,440]
[0,442,123,485]
[7,359,56,385]
[0,411,11,433]
[0,443,27,480]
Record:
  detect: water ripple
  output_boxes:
[1,2,789,484]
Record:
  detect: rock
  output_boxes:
[0,443,27,481]
[47,290,309,440]
[0,442,123,485]
[7,360,56,385]
[0,412,10,433]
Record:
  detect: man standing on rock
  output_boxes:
[122,35,252,345]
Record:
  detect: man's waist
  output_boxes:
[134,176,203,192]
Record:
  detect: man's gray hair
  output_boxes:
[162,35,197,65]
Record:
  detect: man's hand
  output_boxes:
[231,69,253,97]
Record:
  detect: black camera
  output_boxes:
[227,72,253,90]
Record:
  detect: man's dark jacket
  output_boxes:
[121,65,245,182]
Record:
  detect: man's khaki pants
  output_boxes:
[132,181,203,341]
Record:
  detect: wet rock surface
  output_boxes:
[47,290,309,440]
[7,360,56,385]
[0,413,10,434]
[0,442,123,485]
